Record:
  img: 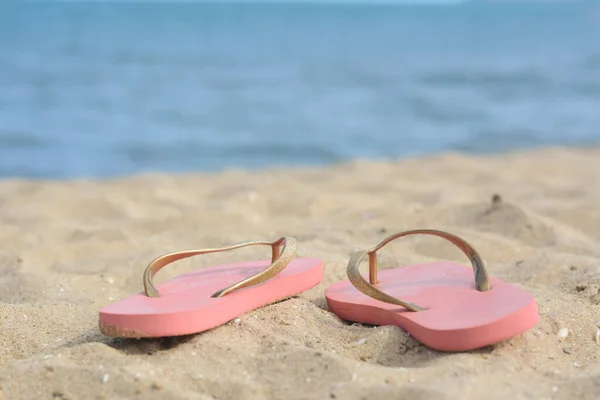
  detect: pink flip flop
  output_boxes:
[99,237,322,338]
[325,230,538,352]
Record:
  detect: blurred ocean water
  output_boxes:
[1,1,599,179]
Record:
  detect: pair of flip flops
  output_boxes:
[99,230,539,351]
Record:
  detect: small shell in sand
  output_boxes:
[557,328,569,341]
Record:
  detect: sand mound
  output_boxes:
[451,195,556,247]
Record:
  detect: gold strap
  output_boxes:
[346,229,491,312]
[142,236,297,298]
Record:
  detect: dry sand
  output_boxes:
[1,147,599,400]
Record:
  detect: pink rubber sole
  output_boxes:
[100,258,323,338]
[325,262,538,351]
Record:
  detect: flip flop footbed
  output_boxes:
[100,258,323,338]
[325,261,538,351]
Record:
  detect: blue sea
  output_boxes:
[1,1,599,179]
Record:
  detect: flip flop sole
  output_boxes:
[325,261,538,351]
[100,258,323,338]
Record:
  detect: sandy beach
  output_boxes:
[1,147,599,400]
